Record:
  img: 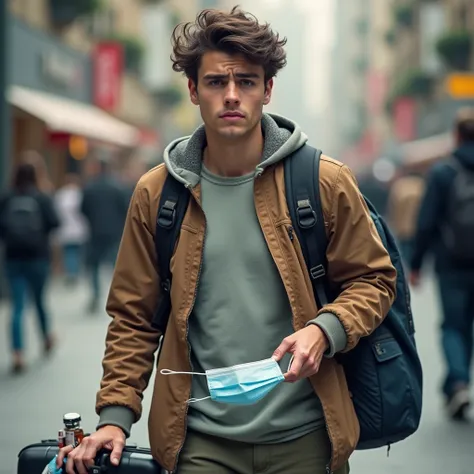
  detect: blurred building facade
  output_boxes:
[4,0,228,189]
[328,0,370,169]
[329,0,474,174]
[6,0,164,188]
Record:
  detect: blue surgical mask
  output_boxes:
[161,357,287,405]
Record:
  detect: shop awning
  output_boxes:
[8,85,140,148]
[401,132,454,165]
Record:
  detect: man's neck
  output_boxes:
[203,126,264,177]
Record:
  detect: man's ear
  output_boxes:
[189,79,199,105]
[263,79,273,105]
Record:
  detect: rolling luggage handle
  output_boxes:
[70,447,160,474]
[81,448,158,473]
[85,450,112,473]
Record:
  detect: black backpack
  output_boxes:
[2,194,44,252]
[442,159,474,263]
[152,144,423,451]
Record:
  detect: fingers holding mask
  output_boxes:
[284,353,302,382]
[284,350,320,382]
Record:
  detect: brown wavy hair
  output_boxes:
[171,6,287,84]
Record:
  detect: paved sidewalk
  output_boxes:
[0,274,472,473]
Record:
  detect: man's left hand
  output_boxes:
[272,325,329,383]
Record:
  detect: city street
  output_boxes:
[0,272,473,474]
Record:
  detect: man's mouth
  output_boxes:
[220,112,245,119]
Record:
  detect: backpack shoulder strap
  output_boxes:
[284,144,330,307]
[152,172,190,332]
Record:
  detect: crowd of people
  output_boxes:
[0,152,135,374]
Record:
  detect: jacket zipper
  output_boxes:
[171,191,207,474]
[325,422,334,473]
[287,225,294,241]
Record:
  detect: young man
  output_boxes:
[58,7,396,474]
[410,108,474,421]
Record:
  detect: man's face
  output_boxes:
[189,51,273,140]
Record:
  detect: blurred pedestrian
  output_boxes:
[54,174,89,285]
[0,162,59,374]
[410,107,474,420]
[81,159,129,313]
[20,149,54,194]
[386,167,425,266]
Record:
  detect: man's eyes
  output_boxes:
[208,80,255,87]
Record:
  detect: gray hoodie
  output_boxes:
[164,113,307,187]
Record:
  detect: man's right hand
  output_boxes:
[56,425,126,474]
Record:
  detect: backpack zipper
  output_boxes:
[396,255,415,334]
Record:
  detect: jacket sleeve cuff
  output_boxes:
[306,312,347,357]
[96,406,135,438]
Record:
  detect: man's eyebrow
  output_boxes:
[235,72,260,79]
[202,72,261,80]
[203,73,228,80]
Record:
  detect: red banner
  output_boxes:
[394,97,416,142]
[93,42,123,111]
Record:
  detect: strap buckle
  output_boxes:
[157,199,177,229]
[296,199,316,228]
[310,265,326,280]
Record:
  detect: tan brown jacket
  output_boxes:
[96,115,396,472]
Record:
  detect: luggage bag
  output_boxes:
[17,439,162,474]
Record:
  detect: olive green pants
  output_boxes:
[176,428,350,474]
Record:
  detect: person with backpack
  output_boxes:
[410,107,474,421]
[0,162,59,374]
[57,8,407,474]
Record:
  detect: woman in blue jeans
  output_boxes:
[0,162,59,373]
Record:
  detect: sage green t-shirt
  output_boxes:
[187,165,325,444]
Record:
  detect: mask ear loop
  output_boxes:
[160,369,211,404]
[187,396,211,404]
[160,369,206,376]
[287,354,295,373]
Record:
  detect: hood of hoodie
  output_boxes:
[163,113,308,188]
[454,143,474,170]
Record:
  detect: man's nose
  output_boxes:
[224,82,240,106]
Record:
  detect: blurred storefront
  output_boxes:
[7,16,141,188]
